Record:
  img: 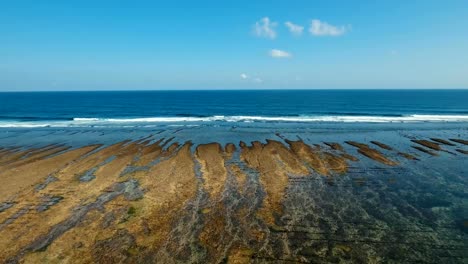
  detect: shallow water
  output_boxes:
[0,122,467,263]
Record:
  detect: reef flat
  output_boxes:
[0,125,467,263]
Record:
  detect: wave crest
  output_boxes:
[0,114,467,128]
[73,115,468,123]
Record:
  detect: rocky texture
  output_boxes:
[0,134,465,263]
[224,143,236,159]
[450,138,468,145]
[287,140,330,176]
[456,149,468,155]
[430,138,456,146]
[340,152,359,162]
[346,141,398,166]
[196,143,232,262]
[412,146,438,156]
[324,142,359,163]
[398,152,419,160]
[322,152,349,174]
[240,140,308,225]
[196,143,227,199]
[411,140,441,151]
[371,141,393,150]
[0,145,102,200]
[324,142,344,152]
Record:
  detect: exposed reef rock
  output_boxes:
[340,153,359,162]
[398,152,419,160]
[324,142,344,152]
[456,149,468,155]
[411,140,441,151]
[0,145,102,201]
[0,133,465,263]
[345,141,398,166]
[286,139,330,176]
[196,143,227,199]
[224,143,236,158]
[450,138,468,145]
[430,138,455,146]
[412,146,438,156]
[322,152,349,174]
[370,141,393,150]
[240,140,308,225]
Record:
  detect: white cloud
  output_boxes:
[240,73,263,83]
[253,77,263,83]
[253,17,277,39]
[269,49,292,58]
[309,19,349,36]
[284,21,304,36]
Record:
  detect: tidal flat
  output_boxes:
[0,123,467,263]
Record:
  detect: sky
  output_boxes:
[1,0,468,91]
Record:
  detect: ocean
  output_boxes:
[1,89,468,127]
[0,89,467,262]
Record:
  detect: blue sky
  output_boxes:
[1,0,467,91]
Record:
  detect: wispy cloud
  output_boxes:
[253,17,277,39]
[269,49,292,58]
[284,21,304,36]
[309,19,349,36]
[240,73,263,83]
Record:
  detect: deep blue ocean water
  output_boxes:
[0,89,467,127]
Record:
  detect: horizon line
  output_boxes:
[1,88,468,93]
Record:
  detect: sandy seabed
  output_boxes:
[0,123,467,263]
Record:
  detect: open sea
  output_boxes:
[1,89,468,127]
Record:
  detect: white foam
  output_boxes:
[230,114,468,123]
[1,114,467,128]
[73,118,100,121]
[0,123,52,128]
[73,117,220,122]
[72,114,468,123]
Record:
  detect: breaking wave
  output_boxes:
[1,114,468,128]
